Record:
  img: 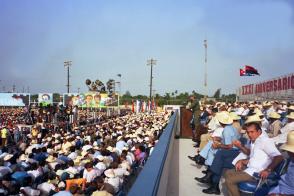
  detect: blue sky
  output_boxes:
[0,0,294,96]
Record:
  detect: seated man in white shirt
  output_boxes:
[224,122,283,196]
[271,112,294,145]
[83,162,101,183]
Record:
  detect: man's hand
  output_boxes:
[259,169,270,180]
[212,142,220,149]
[233,140,242,149]
[235,160,244,171]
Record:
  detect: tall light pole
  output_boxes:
[204,39,208,101]
[64,61,72,93]
[147,58,156,102]
[117,74,122,107]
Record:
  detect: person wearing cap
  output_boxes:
[271,112,294,145]
[268,112,282,138]
[186,96,199,143]
[224,122,283,196]
[268,131,294,195]
[195,112,240,194]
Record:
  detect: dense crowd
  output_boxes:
[0,106,171,196]
[188,100,294,195]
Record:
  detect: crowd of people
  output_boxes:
[0,105,171,196]
[188,100,294,195]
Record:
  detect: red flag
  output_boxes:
[132,100,135,113]
[240,69,246,76]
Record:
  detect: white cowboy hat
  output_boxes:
[229,112,241,120]
[245,115,262,124]
[268,112,281,119]
[253,109,264,116]
[19,154,28,161]
[286,112,294,120]
[104,169,115,178]
[288,105,294,111]
[3,154,13,161]
[46,155,56,163]
[216,112,233,125]
[280,131,294,153]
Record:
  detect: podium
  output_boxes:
[180,107,193,138]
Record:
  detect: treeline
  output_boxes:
[120,90,236,106]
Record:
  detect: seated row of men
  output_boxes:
[189,101,294,195]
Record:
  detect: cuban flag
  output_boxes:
[240,65,260,76]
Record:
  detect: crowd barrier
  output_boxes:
[128,110,179,196]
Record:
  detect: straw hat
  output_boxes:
[216,112,233,125]
[263,102,272,107]
[245,115,262,124]
[288,105,294,111]
[280,131,294,153]
[46,155,56,163]
[96,155,104,161]
[268,112,281,119]
[117,136,123,141]
[3,154,14,161]
[286,112,294,120]
[229,112,241,120]
[19,154,28,161]
[106,146,113,152]
[74,157,82,166]
[253,109,264,116]
[104,169,115,178]
[81,151,89,158]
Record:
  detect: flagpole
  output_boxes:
[204,39,208,102]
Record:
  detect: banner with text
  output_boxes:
[238,73,294,101]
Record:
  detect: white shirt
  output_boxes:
[261,118,270,131]
[271,122,294,144]
[37,182,56,195]
[113,168,130,178]
[27,169,42,180]
[83,168,101,183]
[241,108,250,117]
[245,133,281,176]
[211,127,224,138]
[235,107,244,116]
[68,152,78,160]
[65,166,79,178]
[95,162,106,172]
[105,177,121,193]
[207,116,220,132]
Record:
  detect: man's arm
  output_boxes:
[233,140,250,155]
[259,155,284,179]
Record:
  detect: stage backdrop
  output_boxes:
[0,93,30,106]
[63,92,118,108]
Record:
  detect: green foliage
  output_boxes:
[119,90,236,106]
[213,88,221,98]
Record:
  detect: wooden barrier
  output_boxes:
[180,107,193,138]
